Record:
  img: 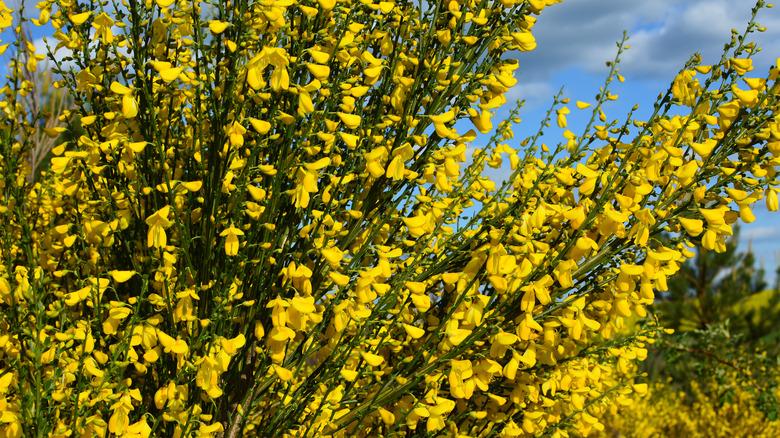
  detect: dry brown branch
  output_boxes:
[11,19,71,184]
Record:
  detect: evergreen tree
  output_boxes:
[659,226,768,335]
[644,229,780,421]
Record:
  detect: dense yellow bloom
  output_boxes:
[0,0,777,437]
[600,379,780,437]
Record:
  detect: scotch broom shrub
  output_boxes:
[600,376,780,438]
[0,0,779,437]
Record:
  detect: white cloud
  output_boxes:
[741,225,780,242]
[620,1,780,80]
[512,0,780,83]
[505,80,555,110]
[32,36,72,69]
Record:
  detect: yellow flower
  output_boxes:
[145,206,172,248]
[556,106,570,128]
[767,189,779,211]
[219,225,245,256]
[125,418,152,438]
[91,12,115,43]
[226,121,246,147]
[729,57,753,75]
[679,217,704,236]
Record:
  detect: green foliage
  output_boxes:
[660,227,768,335]
[643,232,780,423]
[731,288,780,348]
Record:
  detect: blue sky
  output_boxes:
[4,0,779,285]
[502,0,780,286]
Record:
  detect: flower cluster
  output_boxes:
[0,0,778,437]
[600,377,780,437]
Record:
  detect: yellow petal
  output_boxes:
[349,86,370,97]
[122,95,138,119]
[494,332,518,345]
[699,208,725,226]
[433,122,455,139]
[156,0,176,7]
[143,348,160,362]
[767,189,779,212]
[402,216,426,229]
[270,67,289,91]
[378,408,395,425]
[619,264,644,276]
[300,5,318,16]
[306,157,331,170]
[321,247,344,265]
[150,61,172,72]
[729,58,753,74]
[170,339,189,354]
[84,359,104,378]
[159,67,182,82]
[181,181,203,192]
[273,365,293,381]
[328,271,350,286]
[249,118,271,134]
[340,369,358,381]
[222,334,246,355]
[367,161,385,178]
[291,296,316,314]
[739,205,755,223]
[64,292,82,306]
[361,352,384,366]
[633,383,648,395]
[43,127,66,138]
[379,2,394,13]
[471,109,493,134]
[386,155,404,180]
[209,20,230,34]
[224,235,240,256]
[110,82,132,95]
[441,273,459,285]
[429,110,455,124]
[576,101,591,109]
[337,112,361,129]
[309,49,330,64]
[317,0,336,11]
[157,330,175,348]
[0,277,10,296]
[247,66,265,90]
[254,322,265,340]
[247,185,266,201]
[70,12,92,25]
[405,281,426,294]
[339,132,359,148]
[403,324,425,339]
[298,92,314,114]
[127,142,147,153]
[110,270,135,283]
[306,63,331,80]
